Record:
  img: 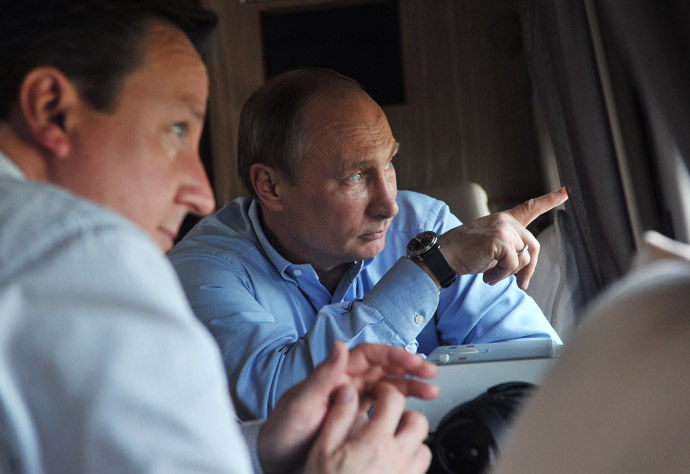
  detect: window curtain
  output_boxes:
[519,0,637,306]
[594,0,690,241]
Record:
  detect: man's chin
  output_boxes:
[157,239,174,253]
[355,242,386,261]
[154,229,176,253]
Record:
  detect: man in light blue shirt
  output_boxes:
[0,3,439,473]
[169,68,568,421]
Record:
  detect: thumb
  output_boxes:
[302,340,349,396]
[508,187,568,227]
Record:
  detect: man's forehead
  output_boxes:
[126,23,208,110]
[343,137,399,160]
[146,24,207,75]
[307,95,391,140]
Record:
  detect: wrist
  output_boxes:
[406,231,456,288]
[409,255,441,290]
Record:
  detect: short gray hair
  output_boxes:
[237,68,367,197]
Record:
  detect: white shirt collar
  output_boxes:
[0,149,26,181]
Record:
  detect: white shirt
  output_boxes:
[0,151,256,473]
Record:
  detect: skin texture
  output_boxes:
[1,21,440,474]
[254,93,399,292]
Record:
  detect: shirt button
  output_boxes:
[294,269,303,277]
[414,313,425,325]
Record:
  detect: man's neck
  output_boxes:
[259,207,349,295]
[0,123,49,181]
[313,262,350,295]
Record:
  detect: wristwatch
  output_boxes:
[406,231,457,288]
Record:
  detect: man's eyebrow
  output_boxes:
[191,108,205,121]
[341,142,401,174]
[190,107,205,122]
[181,96,206,121]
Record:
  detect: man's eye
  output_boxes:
[346,172,363,183]
[171,123,187,139]
[385,160,394,170]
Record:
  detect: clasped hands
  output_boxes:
[258,341,440,474]
[437,187,568,289]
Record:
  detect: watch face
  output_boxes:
[407,231,438,256]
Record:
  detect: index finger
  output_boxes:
[379,375,440,400]
[507,187,568,227]
[347,343,438,379]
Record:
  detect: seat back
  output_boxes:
[412,181,490,223]
[493,237,690,474]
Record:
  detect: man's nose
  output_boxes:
[178,155,216,216]
[369,174,399,218]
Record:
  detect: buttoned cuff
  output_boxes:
[363,257,440,345]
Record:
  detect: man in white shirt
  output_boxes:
[0,1,438,473]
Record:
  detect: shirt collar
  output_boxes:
[0,150,27,181]
[247,198,301,278]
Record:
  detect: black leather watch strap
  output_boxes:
[418,244,456,288]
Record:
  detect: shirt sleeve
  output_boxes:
[1,223,253,473]
[171,252,440,421]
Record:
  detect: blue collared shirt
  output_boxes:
[0,151,256,473]
[170,192,560,420]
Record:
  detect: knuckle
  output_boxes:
[371,434,393,458]
[495,227,513,243]
[531,239,541,253]
[495,211,512,225]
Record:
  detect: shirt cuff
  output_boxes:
[363,257,440,344]
[240,418,266,474]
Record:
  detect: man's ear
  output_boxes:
[17,67,80,159]
[250,163,284,212]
